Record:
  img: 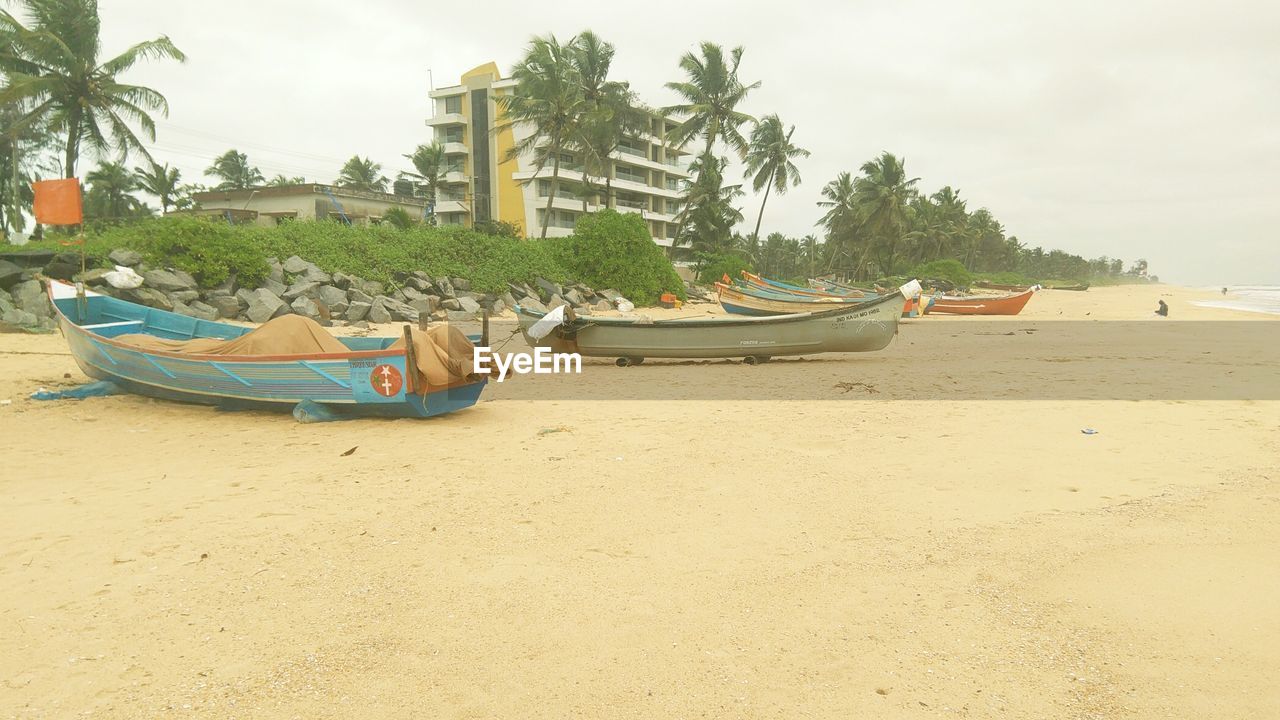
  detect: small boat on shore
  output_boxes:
[47,280,487,418]
[973,281,1031,292]
[516,287,911,365]
[716,282,868,316]
[742,271,869,298]
[929,288,1037,316]
[809,277,878,296]
[1045,283,1090,291]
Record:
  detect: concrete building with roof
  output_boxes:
[426,62,693,247]
[186,184,428,226]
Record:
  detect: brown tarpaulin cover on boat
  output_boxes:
[114,315,480,390]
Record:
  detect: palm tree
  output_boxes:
[336,155,387,192]
[929,185,968,258]
[674,154,743,260]
[743,114,809,244]
[401,141,447,209]
[905,195,946,263]
[0,0,185,178]
[266,174,305,187]
[497,33,585,239]
[85,160,145,218]
[205,149,263,190]
[852,152,918,276]
[1,100,56,234]
[133,159,179,213]
[663,42,759,162]
[816,172,862,274]
[567,31,645,211]
[964,208,1004,270]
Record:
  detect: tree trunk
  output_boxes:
[540,140,561,240]
[63,109,81,179]
[750,169,775,245]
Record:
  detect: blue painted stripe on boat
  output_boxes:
[143,355,176,378]
[91,339,119,365]
[210,362,253,387]
[299,361,351,389]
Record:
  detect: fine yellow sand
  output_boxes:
[1,284,1277,719]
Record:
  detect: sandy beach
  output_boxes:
[2,284,1277,719]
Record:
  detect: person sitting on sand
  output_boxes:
[1155,299,1169,317]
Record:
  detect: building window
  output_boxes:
[443,127,464,144]
[553,152,582,172]
[444,95,462,114]
[617,139,646,158]
[537,209,577,229]
[616,193,646,210]
[446,158,464,174]
[440,213,464,225]
[615,164,647,185]
[537,179,582,201]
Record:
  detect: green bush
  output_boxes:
[696,252,753,284]
[909,259,972,288]
[381,207,414,229]
[12,212,688,305]
[547,210,685,305]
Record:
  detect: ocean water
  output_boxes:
[1193,286,1280,316]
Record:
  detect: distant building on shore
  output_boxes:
[181,184,427,226]
[428,62,693,247]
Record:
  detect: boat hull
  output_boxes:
[519,292,903,359]
[741,272,867,298]
[930,289,1036,316]
[50,282,486,418]
[717,283,868,315]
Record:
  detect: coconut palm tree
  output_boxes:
[0,100,56,234]
[905,195,947,263]
[852,152,918,276]
[663,42,759,162]
[816,171,863,273]
[567,31,645,211]
[133,159,180,213]
[266,174,305,187]
[498,33,586,239]
[336,155,387,192]
[401,141,447,210]
[964,208,1004,270]
[205,149,263,190]
[674,155,743,258]
[0,0,185,178]
[743,114,809,244]
[85,160,146,219]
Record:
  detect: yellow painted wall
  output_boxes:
[491,87,526,236]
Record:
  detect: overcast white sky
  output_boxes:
[92,0,1279,285]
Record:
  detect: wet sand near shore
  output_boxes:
[1,284,1277,719]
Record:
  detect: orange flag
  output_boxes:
[32,178,83,226]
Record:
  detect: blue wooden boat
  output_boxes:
[48,281,486,418]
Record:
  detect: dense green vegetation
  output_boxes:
[11,212,685,303]
[546,210,684,304]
